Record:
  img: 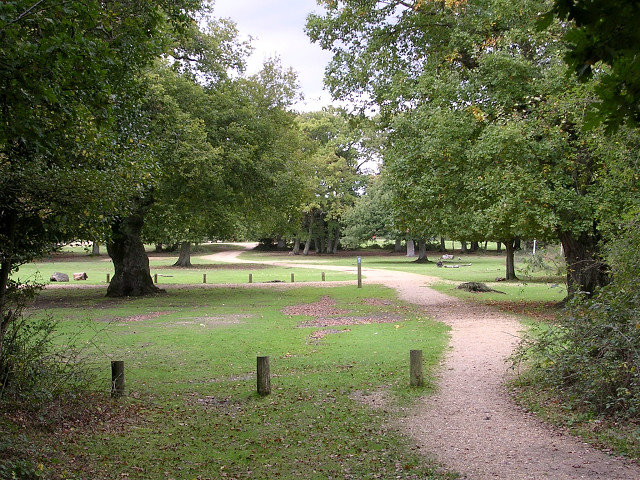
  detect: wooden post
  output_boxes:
[257,356,271,396]
[321,272,325,281]
[249,273,253,284]
[357,256,362,288]
[153,273,158,283]
[111,360,125,398]
[203,273,207,284]
[106,273,110,283]
[291,273,295,283]
[410,350,423,387]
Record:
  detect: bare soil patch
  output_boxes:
[178,314,253,326]
[111,311,173,323]
[309,328,351,341]
[299,314,403,328]
[282,295,352,317]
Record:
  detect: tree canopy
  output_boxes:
[544,0,640,130]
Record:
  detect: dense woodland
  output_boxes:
[1,0,639,464]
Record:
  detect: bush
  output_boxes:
[512,219,640,419]
[1,281,95,410]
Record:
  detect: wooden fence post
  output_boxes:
[203,273,207,284]
[357,256,362,288]
[249,273,253,284]
[106,273,110,283]
[111,360,125,398]
[291,273,295,283]
[321,272,325,281]
[153,273,158,283]
[257,356,271,396]
[410,350,423,387]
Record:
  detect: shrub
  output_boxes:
[1,281,95,410]
[512,219,640,419]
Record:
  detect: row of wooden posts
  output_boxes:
[106,272,335,284]
[105,256,364,287]
[110,350,424,398]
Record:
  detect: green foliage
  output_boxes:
[0,0,206,267]
[513,218,640,418]
[547,0,640,130]
[341,175,397,248]
[0,281,94,408]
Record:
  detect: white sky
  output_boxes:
[211,0,335,112]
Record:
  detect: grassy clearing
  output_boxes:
[240,249,566,307]
[5,285,456,479]
[13,252,355,286]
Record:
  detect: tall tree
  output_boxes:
[0,0,205,357]
[308,0,639,294]
[297,108,367,254]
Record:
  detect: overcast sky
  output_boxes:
[211,0,335,112]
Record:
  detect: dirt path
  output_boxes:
[208,247,640,480]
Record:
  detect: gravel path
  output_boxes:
[208,247,640,480]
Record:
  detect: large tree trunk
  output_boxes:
[173,242,192,267]
[91,241,100,256]
[303,214,314,256]
[303,237,312,256]
[440,237,446,252]
[503,238,518,280]
[470,241,479,252]
[406,239,415,257]
[328,226,340,254]
[558,229,609,297]
[415,239,430,263]
[291,237,300,255]
[277,236,287,250]
[107,206,160,297]
[394,239,403,253]
[461,241,468,253]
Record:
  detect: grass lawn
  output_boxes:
[2,243,569,479]
[3,285,456,480]
[12,251,355,286]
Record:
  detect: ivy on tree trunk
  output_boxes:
[558,229,609,297]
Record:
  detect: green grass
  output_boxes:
[3,243,570,479]
[13,252,354,286]
[8,285,456,480]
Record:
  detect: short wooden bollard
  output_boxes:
[291,273,295,283]
[153,273,158,283]
[322,272,326,281]
[357,256,362,288]
[203,273,207,284]
[257,356,271,396]
[111,360,125,398]
[106,273,110,283]
[249,273,253,284]
[410,350,423,387]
